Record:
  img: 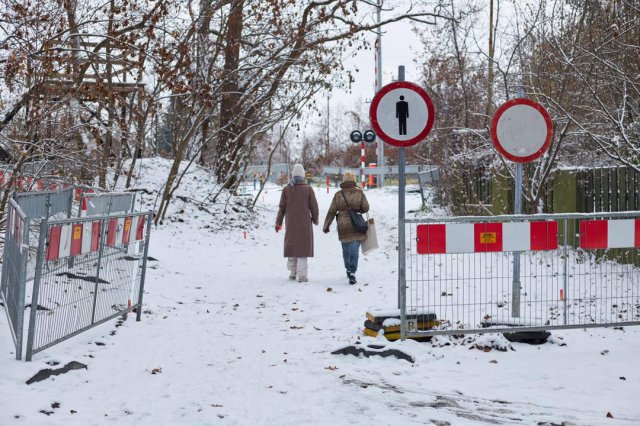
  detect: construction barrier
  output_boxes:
[25,211,152,361]
[0,187,151,361]
[399,211,640,339]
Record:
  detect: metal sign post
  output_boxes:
[491,97,553,318]
[512,162,523,317]
[369,66,435,340]
[397,66,406,339]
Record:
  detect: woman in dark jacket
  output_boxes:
[322,171,369,284]
[275,164,319,283]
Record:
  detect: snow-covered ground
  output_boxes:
[1,158,639,425]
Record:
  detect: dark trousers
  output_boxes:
[341,241,360,274]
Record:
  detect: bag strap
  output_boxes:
[340,190,353,211]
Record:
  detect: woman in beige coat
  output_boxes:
[275,164,319,282]
[322,171,369,285]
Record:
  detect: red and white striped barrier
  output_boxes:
[46,215,146,260]
[417,221,558,254]
[580,219,640,249]
[361,143,365,187]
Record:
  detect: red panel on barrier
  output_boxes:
[416,224,446,254]
[123,217,132,244]
[91,221,101,251]
[47,226,62,260]
[580,220,608,249]
[136,216,145,241]
[106,218,118,247]
[530,221,558,251]
[70,224,83,256]
[636,220,640,248]
[474,223,503,252]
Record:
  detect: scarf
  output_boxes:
[289,176,305,188]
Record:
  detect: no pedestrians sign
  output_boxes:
[369,81,435,148]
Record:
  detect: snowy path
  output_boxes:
[1,179,640,425]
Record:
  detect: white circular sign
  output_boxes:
[491,99,553,163]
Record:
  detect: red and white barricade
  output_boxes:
[579,219,640,249]
[417,221,558,254]
[46,214,147,260]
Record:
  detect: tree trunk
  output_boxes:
[214,0,244,189]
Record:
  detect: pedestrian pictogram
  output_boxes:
[396,96,409,135]
[369,81,435,148]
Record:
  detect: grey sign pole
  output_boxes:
[511,87,525,318]
[512,162,522,318]
[397,66,407,340]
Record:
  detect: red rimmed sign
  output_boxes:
[369,81,435,148]
[491,98,553,163]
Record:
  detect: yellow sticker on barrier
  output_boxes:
[480,232,497,244]
[73,225,82,240]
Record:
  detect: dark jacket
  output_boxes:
[323,181,370,242]
[276,183,319,257]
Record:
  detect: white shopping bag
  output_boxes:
[361,214,378,255]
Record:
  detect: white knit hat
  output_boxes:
[292,163,305,178]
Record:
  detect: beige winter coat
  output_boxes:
[323,181,370,242]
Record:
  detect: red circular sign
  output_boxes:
[491,98,553,163]
[369,81,435,148]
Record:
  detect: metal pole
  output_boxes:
[136,212,153,321]
[91,218,108,324]
[16,214,30,360]
[375,0,384,188]
[398,66,407,340]
[511,163,522,318]
[361,142,365,188]
[563,219,568,325]
[511,86,525,318]
[25,221,48,361]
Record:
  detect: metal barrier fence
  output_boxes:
[0,200,30,359]
[25,211,152,360]
[79,192,135,217]
[401,212,640,338]
[13,187,74,220]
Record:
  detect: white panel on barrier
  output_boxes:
[445,223,474,253]
[115,217,124,244]
[503,222,530,252]
[608,219,635,249]
[59,224,72,258]
[130,216,139,243]
[81,222,92,254]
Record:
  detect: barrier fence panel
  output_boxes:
[13,187,74,220]
[403,212,640,338]
[80,192,135,217]
[25,211,152,360]
[0,199,30,359]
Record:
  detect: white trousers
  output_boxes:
[287,257,308,277]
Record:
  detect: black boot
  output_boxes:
[348,272,357,285]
